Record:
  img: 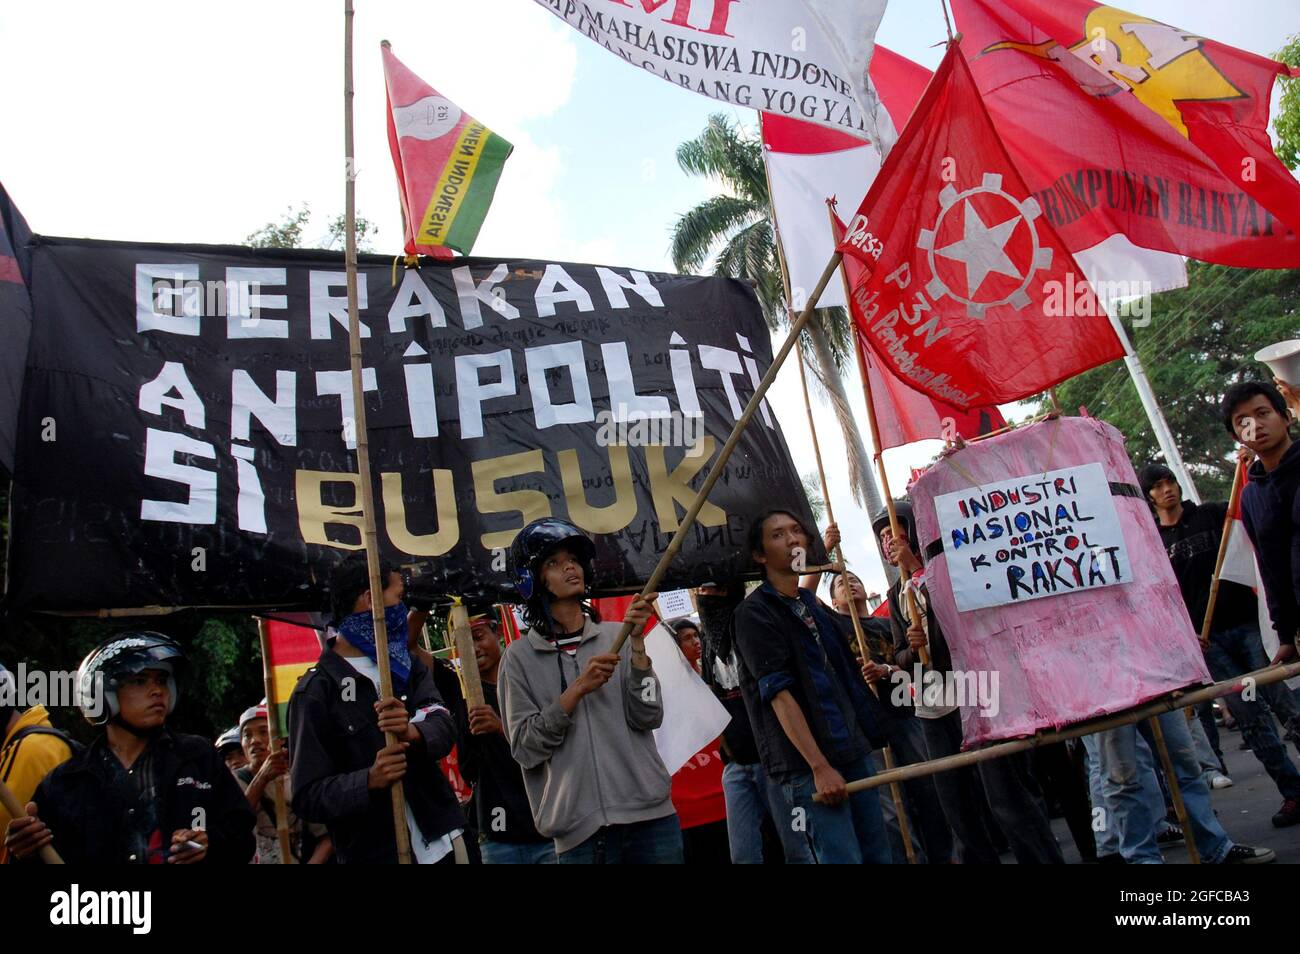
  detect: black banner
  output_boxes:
[4,237,815,611]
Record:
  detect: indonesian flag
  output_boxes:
[592,596,730,775]
[952,0,1300,268]
[763,46,930,309]
[764,45,1187,313]
[837,44,1125,409]
[830,208,1007,448]
[382,44,513,257]
[1217,462,1299,680]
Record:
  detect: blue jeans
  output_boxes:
[1096,710,1232,864]
[1084,731,1169,857]
[556,814,684,864]
[781,754,892,864]
[1205,623,1300,800]
[480,839,556,864]
[721,760,813,864]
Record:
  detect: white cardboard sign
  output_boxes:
[934,462,1131,612]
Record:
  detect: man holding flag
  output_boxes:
[1141,461,1300,828]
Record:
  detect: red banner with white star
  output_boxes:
[836,43,1124,409]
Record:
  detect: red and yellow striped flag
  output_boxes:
[263,617,323,736]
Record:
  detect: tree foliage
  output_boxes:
[1043,262,1300,501]
[1274,34,1300,171]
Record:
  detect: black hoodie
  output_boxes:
[1157,500,1257,635]
[1240,440,1300,648]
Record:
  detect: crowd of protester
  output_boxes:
[4,380,1300,864]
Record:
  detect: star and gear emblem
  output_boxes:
[917,172,1053,318]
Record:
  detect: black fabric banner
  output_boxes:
[4,237,817,611]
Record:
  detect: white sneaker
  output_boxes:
[1211,773,1235,789]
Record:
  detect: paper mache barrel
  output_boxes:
[907,416,1211,747]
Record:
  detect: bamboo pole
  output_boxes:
[786,253,916,864]
[822,660,1300,797]
[1199,458,1246,646]
[827,206,930,667]
[609,250,843,653]
[1147,715,1200,864]
[0,778,63,864]
[256,617,295,864]
[449,604,485,708]
[343,0,411,864]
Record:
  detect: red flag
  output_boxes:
[952,0,1300,268]
[837,44,1124,409]
[831,209,1006,447]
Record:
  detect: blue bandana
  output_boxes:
[338,602,412,692]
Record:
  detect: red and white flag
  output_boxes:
[836,43,1125,409]
[952,0,1300,268]
[593,596,730,775]
[763,46,931,309]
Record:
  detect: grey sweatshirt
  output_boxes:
[497,617,675,853]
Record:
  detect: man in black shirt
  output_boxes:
[1141,462,1300,828]
[457,606,556,863]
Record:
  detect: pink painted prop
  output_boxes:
[909,417,1210,746]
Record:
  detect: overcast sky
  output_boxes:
[2,0,1296,594]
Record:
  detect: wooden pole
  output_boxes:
[1200,458,1245,646]
[0,778,63,864]
[256,617,295,863]
[609,250,843,653]
[344,0,412,864]
[789,265,916,864]
[822,660,1300,797]
[449,604,485,708]
[1147,715,1200,864]
[827,205,930,667]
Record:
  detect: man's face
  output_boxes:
[878,526,899,567]
[241,717,271,772]
[471,619,502,674]
[675,626,702,665]
[1232,396,1288,455]
[832,572,865,609]
[754,513,808,573]
[539,547,585,601]
[353,571,405,614]
[224,748,249,772]
[115,668,171,731]
[1148,477,1181,511]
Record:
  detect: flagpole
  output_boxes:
[0,779,63,864]
[828,204,930,667]
[609,250,842,653]
[256,617,295,864]
[1108,314,1201,503]
[449,603,485,708]
[794,352,918,865]
[343,0,412,864]
[1200,457,1246,645]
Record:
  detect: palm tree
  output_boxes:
[670,114,885,523]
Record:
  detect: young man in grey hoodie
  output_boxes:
[497,517,682,863]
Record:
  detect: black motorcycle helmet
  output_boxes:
[509,518,596,602]
[76,632,185,726]
[871,499,920,555]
